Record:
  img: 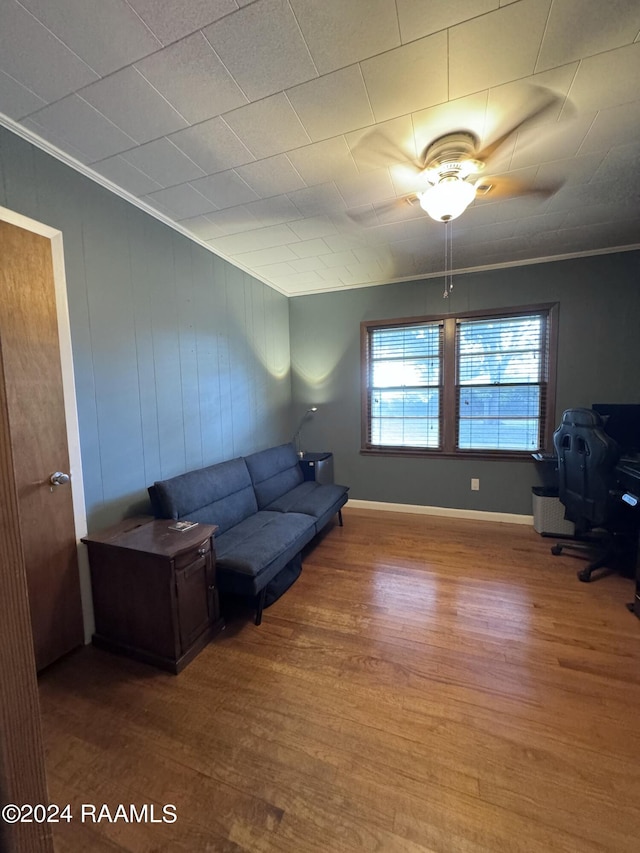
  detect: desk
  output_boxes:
[616,460,640,620]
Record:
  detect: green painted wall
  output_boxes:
[289,251,640,515]
[3,123,638,523]
[0,127,291,529]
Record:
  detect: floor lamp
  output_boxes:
[292,407,317,457]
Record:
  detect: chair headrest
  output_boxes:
[560,408,604,429]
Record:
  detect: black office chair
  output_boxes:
[550,408,633,582]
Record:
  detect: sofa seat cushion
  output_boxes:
[244,443,304,509]
[152,457,257,535]
[215,510,316,596]
[266,481,349,520]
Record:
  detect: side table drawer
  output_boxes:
[174,535,211,570]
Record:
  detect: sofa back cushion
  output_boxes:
[152,457,258,534]
[244,443,304,509]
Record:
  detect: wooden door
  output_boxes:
[0,220,84,671]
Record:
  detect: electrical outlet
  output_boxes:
[471,478,480,491]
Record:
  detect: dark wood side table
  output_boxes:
[82,517,224,673]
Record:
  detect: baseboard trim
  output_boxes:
[346,499,533,526]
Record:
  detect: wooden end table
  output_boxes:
[82,517,224,673]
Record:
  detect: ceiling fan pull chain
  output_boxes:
[449,220,454,294]
[443,221,448,297]
[443,220,453,298]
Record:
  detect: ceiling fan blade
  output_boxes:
[347,196,420,226]
[475,175,564,200]
[475,87,565,163]
[346,207,379,227]
[350,128,423,173]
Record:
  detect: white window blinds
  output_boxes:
[456,313,549,451]
[367,322,442,448]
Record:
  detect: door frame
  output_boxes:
[0,205,93,641]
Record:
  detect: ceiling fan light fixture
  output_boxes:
[418,178,477,222]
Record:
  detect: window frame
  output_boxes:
[360,303,559,460]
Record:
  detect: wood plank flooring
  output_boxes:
[38,508,640,852]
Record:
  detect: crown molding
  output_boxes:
[286,242,640,296]
[0,113,288,295]
[2,113,638,300]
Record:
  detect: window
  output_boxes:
[368,321,442,448]
[361,304,558,458]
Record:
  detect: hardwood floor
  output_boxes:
[38,508,640,852]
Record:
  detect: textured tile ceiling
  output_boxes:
[1,0,639,295]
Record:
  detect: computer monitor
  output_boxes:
[592,403,640,455]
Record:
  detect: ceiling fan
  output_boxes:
[349,86,567,226]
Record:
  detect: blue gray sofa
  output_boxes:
[149,443,349,625]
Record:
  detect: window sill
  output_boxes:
[360,447,543,462]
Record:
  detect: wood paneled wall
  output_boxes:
[0,127,291,531]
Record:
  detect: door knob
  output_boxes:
[50,471,70,487]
